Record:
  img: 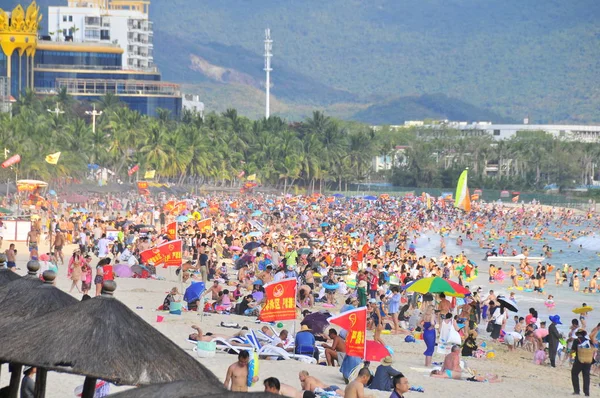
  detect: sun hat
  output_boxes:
[368,298,377,304]
[549,315,562,324]
[300,325,311,331]
[381,356,393,366]
[575,329,587,337]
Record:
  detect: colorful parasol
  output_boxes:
[405,276,470,297]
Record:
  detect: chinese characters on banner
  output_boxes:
[140,239,182,268]
[328,307,367,358]
[259,278,297,322]
[127,164,139,176]
[166,221,177,240]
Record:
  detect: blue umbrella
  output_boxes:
[251,210,263,217]
[364,195,377,201]
[244,241,261,251]
[184,282,205,303]
[344,224,354,232]
[320,222,330,227]
[248,231,262,237]
[49,190,56,196]
[253,279,264,286]
[78,208,88,213]
[350,232,359,238]
[332,193,344,198]
[176,215,189,222]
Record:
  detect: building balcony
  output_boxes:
[54,78,181,97]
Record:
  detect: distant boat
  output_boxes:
[454,168,471,212]
[486,254,545,262]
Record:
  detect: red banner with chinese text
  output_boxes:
[140,239,182,268]
[170,200,187,215]
[127,164,139,176]
[163,200,175,213]
[137,181,149,196]
[328,307,367,358]
[259,278,297,322]
[197,218,212,233]
[166,221,177,240]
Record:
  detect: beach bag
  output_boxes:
[486,321,494,333]
[193,341,216,358]
[577,347,595,364]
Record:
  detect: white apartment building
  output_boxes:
[46,0,154,71]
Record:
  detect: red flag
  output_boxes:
[127,164,139,176]
[163,200,175,213]
[512,195,520,203]
[1,154,20,168]
[140,240,182,268]
[137,181,149,195]
[328,307,367,358]
[170,200,187,215]
[259,278,297,322]
[166,221,177,240]
[197,218,212,233]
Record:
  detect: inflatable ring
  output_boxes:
[346,280,356,289]
[322,283,340,290]
[247,352,260,387]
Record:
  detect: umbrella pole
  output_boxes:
[81,376,97,398]
[34,367,47,398]
[8,364,22,398]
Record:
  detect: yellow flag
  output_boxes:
[45,152,61,165]
[247,174,256,181]
[144,170,156,179]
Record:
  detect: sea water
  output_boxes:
[411,228,600,334]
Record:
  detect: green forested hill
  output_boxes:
[10,0,600,123]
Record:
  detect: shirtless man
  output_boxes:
[26,228,40,260]
[345,368,373,398]
[441,345,462,374]
[263,377,308,398]
[53,229,66,265]
[298,370,344,397]
[203,280,223,300]
[437,292,451,325]
[224,351,256,392]
[5,243,16,271]
[322,328,346,366]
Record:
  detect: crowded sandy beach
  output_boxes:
[0,191,599,398]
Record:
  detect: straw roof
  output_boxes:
[0,269,21,286]
[0,281,220,387]
[0,271,78,329]
[0,261,43,301]
[108,381,276,398]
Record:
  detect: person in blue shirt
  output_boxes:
[388,286,401,334]
[390,372,410,398]
[295,325,319,361]
[370,356,402,391]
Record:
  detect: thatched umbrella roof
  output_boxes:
[0,260,43,301]
[0,281,221,390]
[108,381,276,398]
[0,270,78,329]
[0,268,21,286]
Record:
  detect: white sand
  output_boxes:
[0,239,597,397]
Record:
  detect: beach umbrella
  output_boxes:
[113,264,134,278]
[248,231,262,238]
[301,311,331,334]
[404,276,469,297]
[363,195,377,201]
[183,282,205,304]
[175,215,189,222]
[107,380,273,397]
[364,340,391,362]
[0,268,20,286]
[243,241,261,251]
[496,295,518,312]
[320,222,330,227]
[0,281,221,398]
[0,260,43,302]
[251,210,263,217]
[0,271,79,397]
[299,232,310,239]
[332,193,344,198]
[298,248,312,256]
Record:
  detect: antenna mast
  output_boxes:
[264,28,273,119]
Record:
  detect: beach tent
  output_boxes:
[0,270,78,397]
[0,281,222,398]
[107,380,275,397]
